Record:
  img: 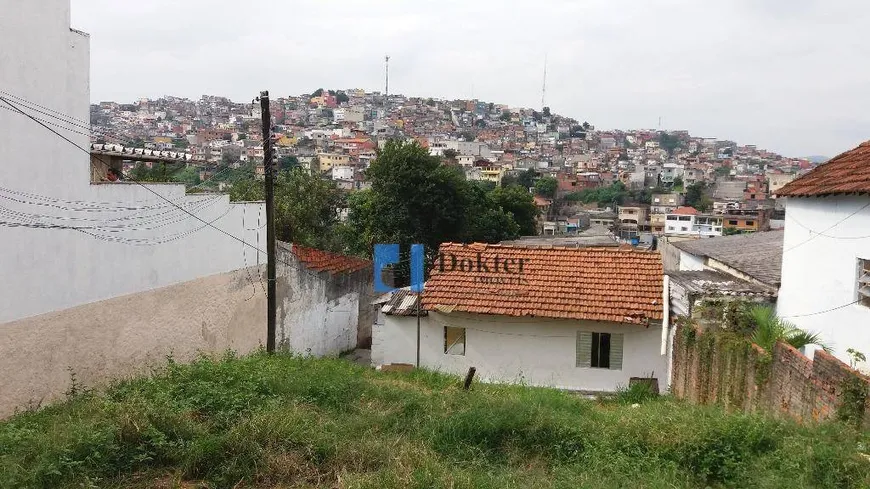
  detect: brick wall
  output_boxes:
[672,323,870,428]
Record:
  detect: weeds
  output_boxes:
[0,351,868,488]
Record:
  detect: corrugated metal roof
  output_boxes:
[667,270,775,297]
[380,288,426,316]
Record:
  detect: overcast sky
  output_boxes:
[71,0,870,158]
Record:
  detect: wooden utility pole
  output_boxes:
[260,90,277,353]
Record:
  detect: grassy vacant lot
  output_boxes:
[0,352,868,489]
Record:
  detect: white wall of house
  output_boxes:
[679,251,706,271]
[0,1,265,325]
[373,311,668,392]
[778,196,870,370]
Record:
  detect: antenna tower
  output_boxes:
[541,54,548,109]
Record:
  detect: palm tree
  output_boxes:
[747,305,832,353]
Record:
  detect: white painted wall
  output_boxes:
[373,312,669,392]
[679,251,706,271]
[0,1,265,324]
[778,196,870,370]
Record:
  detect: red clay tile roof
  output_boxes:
[777,140,870,197]
[291,244,371,274]
[422,243,663,325]
[672,206,700,215]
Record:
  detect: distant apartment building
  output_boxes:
[617,205,650,238]
[665,207,723,238]
[317,152,351,173]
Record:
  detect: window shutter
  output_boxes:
[576,331,592,368]
[609,333,624,370]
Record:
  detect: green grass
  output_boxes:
[1,351,868,489]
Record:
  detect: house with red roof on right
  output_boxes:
[776,140,870,372]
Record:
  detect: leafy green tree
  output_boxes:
[565,182,628,207]
[746,305,831,353]
[335,91,350,104]
[229,168,343,250]
[534,176,558,198]
[499,110,512,122]
[311,88,324,97]
[459,130,476,142]
[517,168,537,189]
[351,140,470,256]
[279,155,299,170]
[490,185,538,236]
[658,132,682,155]
[715,166,731,177]
[543,107,551,117]
[462,183,519,242]
[441,149,458,161]
[685,182,712,212]
[672,176,684,189]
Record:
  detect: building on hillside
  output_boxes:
[0,0,265,417]
[664,207,724,238]
[651,193,684,214]
[776,141,870,371]
[617,204,650,239]
[373,243,669,392]
[767,170,797,195]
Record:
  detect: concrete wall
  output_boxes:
[0,268,266,418]
[0,1,266,325]
[373,312,668,392]
[276,244,374,357]
[777,196,870,370]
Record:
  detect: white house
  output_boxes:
[664,207,724,238]
[776,140,870,371]
[372,243,669,393]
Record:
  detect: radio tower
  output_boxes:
[384,55,390,117]
[541,54,548,110]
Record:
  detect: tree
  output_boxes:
[459,130,476,142]
[658,132,682,155]
[543,106,551,117]
[672,176,684,190]
[278,155,299,170]
[534,176,558,198]
[462,182,519,242]
[517,168,537,189]
[499,110,511,122]
[230,168,344,250]
[335,91,349,104]
[311,88,324,97]
[746,305,831,353]
[685,182,712,212]
[350,140,470,257]
[532,111,543,122]
[715,166,732,177]
[441,149,458,162]
[490,184,538,236]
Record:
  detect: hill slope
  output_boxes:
[1,352,867,488]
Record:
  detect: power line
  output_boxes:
[783,202,870,253]
[779,299,863,319]
[0,94,343,280]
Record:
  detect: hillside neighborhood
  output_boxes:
[1,1,869,487]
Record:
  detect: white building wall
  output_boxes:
[678,251,706,271]
[0,1,265,324]
[373,312,668,392]
[777,196,870,370]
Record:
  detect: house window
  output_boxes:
[728,220,738,226]
[444,327,466,355]
[859,259,870,308]
[746,220,755,226]
[681,226,688,231]
[576,331,623,370]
